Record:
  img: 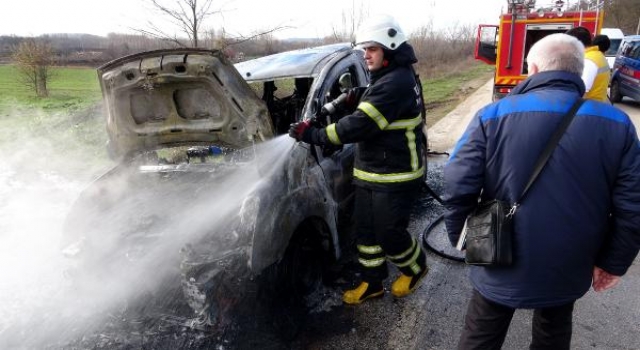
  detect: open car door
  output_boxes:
[475,25,498,65]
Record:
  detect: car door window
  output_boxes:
[249,78,314,135]
[631,42,640,59]
[313,54,367,205]
[318,65,362,157]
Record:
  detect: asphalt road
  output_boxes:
[291,81,640,350]
[613,97,640,126]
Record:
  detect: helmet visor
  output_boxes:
[355,41,382,50]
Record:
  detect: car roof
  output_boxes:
[622,35,640,42]
[601,28,624,39]
[234,42,354,82]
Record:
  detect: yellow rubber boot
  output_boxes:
[342,281,384,305]
[391,266,429,298]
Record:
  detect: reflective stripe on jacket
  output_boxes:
[318,56,425,191]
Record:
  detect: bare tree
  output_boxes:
[329,1,369,43]
[12,39,55,98]
[568,0,640,34]
[602,0,640,34]
[136,0,290,53]
[136,0,221,47]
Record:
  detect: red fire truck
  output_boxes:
[475,0,604,100]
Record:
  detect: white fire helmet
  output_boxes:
[355,14,407,50]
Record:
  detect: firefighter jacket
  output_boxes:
[584,45,610,102]
[312,43,425,191]
[444,70,640,308]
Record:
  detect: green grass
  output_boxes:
[422,61,494,105]
[0,65,102,114]
[420,61,494,127]
[0,65,111,178]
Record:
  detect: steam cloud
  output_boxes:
[0,120,295,349]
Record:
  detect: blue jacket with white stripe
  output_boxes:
[444,70,640,308]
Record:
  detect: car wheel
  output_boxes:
[259,223,327,340]
[610,79,623,103]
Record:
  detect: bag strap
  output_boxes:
[510,98,584,216]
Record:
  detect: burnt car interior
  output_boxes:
[250,69,361,136]
[259,77,314,134]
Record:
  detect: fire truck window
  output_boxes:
[522,30,566,75]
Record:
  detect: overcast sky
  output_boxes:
[0,0,514,39]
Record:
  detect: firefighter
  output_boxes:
[566,26,611,103]
[288,14,428,304]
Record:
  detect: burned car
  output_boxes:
[61,44,369,334]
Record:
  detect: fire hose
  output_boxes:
[421,175,465,263]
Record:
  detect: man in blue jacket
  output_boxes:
[444,33,640,349]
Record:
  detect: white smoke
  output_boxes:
[0,113,295,349]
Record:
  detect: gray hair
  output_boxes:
[526,33,584,75]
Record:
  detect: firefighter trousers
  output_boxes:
[354,186,427,282]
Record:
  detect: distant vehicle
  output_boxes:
[610,35,640,103]
[61,44,369,336]
[601,28,625,68]
[474,0,603,100]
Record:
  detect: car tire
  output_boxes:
[610,79,623,103]
[259,223,327,341]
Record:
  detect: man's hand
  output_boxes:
[288,120,312,142]
[592,266,621,292]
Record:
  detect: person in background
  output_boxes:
[288,14,429,305]
[566,26,611,102]
[444,33,640,349]
[593,34,611,56]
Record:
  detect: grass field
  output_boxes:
[422,60,494,127]
[423,61,494,106]
[0,65,110,178]
[0,65,102,113]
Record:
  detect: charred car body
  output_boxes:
[61,44,369,332]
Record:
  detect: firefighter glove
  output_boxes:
[346,87,365,108]
[289,120,316,143]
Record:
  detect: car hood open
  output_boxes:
[98,49,274,158]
